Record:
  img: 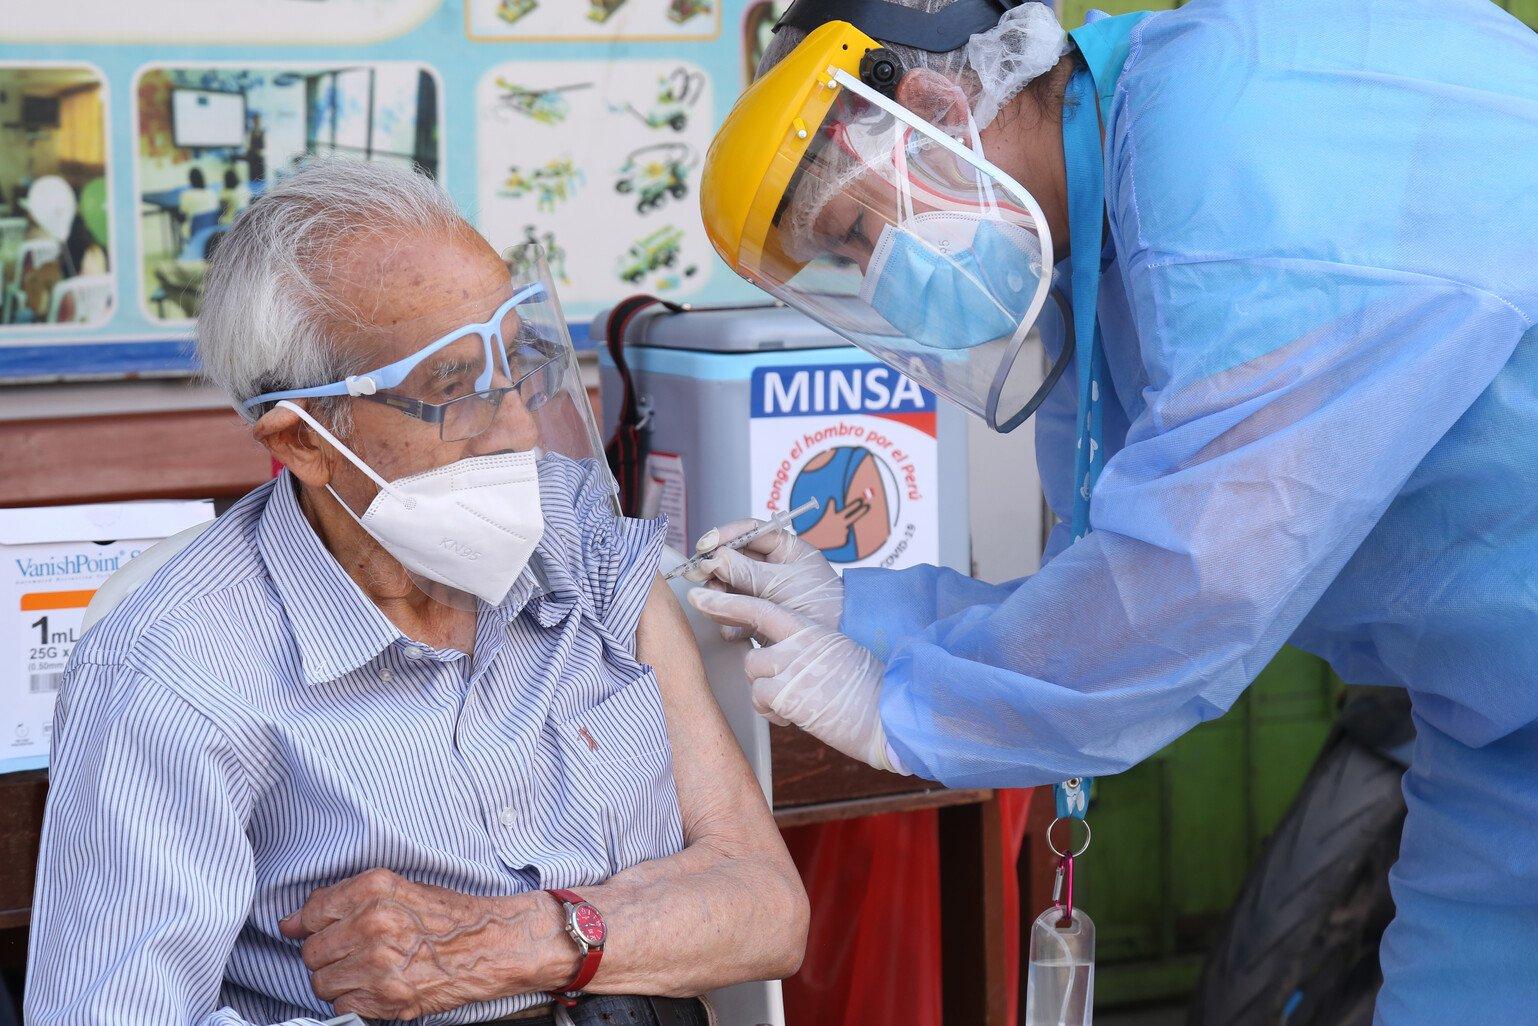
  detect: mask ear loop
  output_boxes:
[277,400,415,511]
[892,125,917,226]
[892,101,1000,219]
[963,110,1000,215]
[890,105,1001,225]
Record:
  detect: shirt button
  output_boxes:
[404,648,424,661]
[379,669,396,683]
[498,806,517,827]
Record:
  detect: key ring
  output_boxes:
[1046,816,1092,859]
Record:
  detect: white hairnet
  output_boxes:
[965,2,1071,129]
[760,0,1069,261]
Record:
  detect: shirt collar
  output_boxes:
[257,472,576,684]
[519,545,581,629]
[258,472,405,685]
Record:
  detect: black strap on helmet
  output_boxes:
[774,0,1025,54]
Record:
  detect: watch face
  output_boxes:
[571,902,606,947]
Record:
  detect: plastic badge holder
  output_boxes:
[1025,905,1095,1026]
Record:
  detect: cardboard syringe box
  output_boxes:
[1,500,215,774]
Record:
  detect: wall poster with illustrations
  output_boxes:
[0,0,789,382]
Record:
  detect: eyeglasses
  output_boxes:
[242,282,555,425]
[356,351,565,441]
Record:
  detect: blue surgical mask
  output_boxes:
[859,211,1045,351]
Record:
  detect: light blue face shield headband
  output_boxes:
[241,281,548,421]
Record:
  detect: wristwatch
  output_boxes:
[546,888,607,1007]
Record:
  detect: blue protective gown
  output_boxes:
[837,1,1538,1021]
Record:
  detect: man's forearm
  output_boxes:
[506,837,807,999]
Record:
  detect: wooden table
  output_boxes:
[0,388,1011,1025]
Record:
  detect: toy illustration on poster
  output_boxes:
[4,0,442,45]
[491,79,593,126]
[511,226,571,285]
[608,67,704,133]
[0,65,115,331]
[615,144,696,215]
[477,60,713,307]
[134,63,441,323]
[1,0,779,382]
[617,226,697,287]
[499,155,583,214]
[469,0,720,41]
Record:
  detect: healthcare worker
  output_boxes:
[689,0,1538,1021]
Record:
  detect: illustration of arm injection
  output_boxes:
[663,498,820,582]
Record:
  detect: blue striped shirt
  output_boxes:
[25,457,682,1026]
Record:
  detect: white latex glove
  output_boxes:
[686,586,908,775]
[683,518,843,643]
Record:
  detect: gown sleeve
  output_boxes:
[865,258,1528,787]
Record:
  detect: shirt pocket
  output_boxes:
[553,670,684,875]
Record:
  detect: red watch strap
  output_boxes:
[547,889,604,1008]
[566,945,603,993]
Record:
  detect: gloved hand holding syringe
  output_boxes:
[675,496,905,773]
[663,498,820,582]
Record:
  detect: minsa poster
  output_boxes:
[749,361,939,573]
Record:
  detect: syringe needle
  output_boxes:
[664,497,820,581]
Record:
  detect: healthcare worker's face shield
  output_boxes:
[701,21,1071,432]
[246,246,616,611]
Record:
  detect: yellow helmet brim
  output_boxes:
[700,20,881,285]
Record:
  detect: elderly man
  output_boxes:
[25,158,807,1026]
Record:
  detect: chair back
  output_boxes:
[10,238,60,289]
[47,274,115,324]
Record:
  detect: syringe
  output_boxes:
[664,497,821,582]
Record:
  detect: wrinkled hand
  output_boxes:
[683,518,844,643]
[279,868,572,1021]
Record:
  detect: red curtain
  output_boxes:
[780,789,1035,1025]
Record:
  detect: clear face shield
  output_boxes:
[247,245,615,611]
[701,21,1073,432]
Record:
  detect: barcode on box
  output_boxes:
[29,672,62,694]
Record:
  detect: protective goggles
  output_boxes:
[243,281,566,442]
[700,20,1067,432]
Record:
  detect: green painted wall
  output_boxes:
[1075,649,1341,1005]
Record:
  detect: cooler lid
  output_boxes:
[589,302,851,354]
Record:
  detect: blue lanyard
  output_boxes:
[1063,64,1110,544]
[1054,63,1111,822]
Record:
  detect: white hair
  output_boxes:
[197,156,465,425]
